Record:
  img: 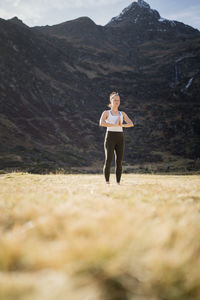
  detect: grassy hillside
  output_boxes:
[0,173,200,300]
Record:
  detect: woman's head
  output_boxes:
[108,92,120,108]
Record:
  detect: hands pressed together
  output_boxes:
[100,112,134,128]
[117,116,123,127]
[116,116,134,128]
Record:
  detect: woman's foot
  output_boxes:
[117,182,120,185]
[106,181,110,184]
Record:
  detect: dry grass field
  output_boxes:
[0,172,200,300]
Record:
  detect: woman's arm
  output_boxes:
[120,112,134,127]
[99,111,118,127]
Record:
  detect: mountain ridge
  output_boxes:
[5,1,199,35]
[105,0,199,36]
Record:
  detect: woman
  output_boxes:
[99,92,134,185]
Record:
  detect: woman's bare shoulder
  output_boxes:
[102,110,109,115]
[100,110,109,120]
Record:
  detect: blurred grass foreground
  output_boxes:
[0,172,200,300]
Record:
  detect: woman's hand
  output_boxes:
[121,112,134,127]
[117,116,123,127]
[117,115,134,128]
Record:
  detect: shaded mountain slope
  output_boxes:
[0,0,200,173]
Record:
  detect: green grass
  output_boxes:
[0,172,200,300]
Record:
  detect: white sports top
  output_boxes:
[106,110,123,132]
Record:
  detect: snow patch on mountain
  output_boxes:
[159,17,176,27]
[158,17,167,22]
[185,77,194,89]
[137,0,150,9]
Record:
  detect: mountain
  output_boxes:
[0,0,200,174]
[106,0,198,35]
[7,16,29,28]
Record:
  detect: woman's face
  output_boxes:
[111,95,120,107]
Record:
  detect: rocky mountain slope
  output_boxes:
[0,0,200,173]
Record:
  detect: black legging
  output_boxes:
[103,131,125,183]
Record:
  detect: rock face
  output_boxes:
[106,0,197,34]
[0,0,200,173]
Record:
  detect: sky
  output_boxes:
[0,0,200,30]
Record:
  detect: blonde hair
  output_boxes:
[108,92,119,108]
